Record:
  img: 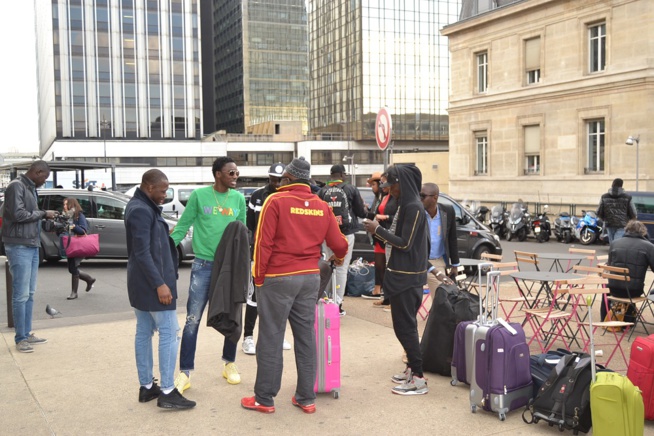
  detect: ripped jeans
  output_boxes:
[179,258,237,372]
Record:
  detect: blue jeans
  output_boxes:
[5,244,40,344]
[179,259,237,371]
[607,227,625,244]
[134,309,180,390]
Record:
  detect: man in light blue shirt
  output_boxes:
[420,183,460,299]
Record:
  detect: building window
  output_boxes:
[588,22,606,73]
[524,125,540,175]
[476,52,488,93]
[475,134,488,175]
[525,37,540,85]
[586,119,605,172]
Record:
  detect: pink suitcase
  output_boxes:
[314,265,341,398]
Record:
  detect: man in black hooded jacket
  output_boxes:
[362,164,429,396]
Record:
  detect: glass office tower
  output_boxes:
[37,0,202,152]
[205,0,309,134]
[309,0,460,141]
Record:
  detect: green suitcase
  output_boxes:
[590,371,644,436]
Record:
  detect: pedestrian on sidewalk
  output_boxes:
[125,169,195,409]
[170,157,247,392]
[62,197,96,300]
[596,178,637,243]
[241,157,348,414]
[1,160,56,353]
[362,164,430,396]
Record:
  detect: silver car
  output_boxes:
[1,189,194,264]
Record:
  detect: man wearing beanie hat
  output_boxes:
[596,177,636,243]
[242,162,292,356]
[242,156,348,414]
[318,162,367,315]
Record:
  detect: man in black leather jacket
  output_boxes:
[1,160,55,353]
[596,178,637,243]
[363,164,430,396]
[602,220,654,322]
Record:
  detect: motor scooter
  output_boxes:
[506,202,530,242]
[531,205,551,243]
[574,210,603,245]
[489,205,507,239]
[554,212,574,244]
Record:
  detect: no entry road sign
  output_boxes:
[375,107,392,151]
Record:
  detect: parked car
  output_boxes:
[0,189,194,264]
[628,191,654,243]
[353,188,502,262]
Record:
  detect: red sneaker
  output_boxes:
[291,396,316,414]
[241,396,275,413]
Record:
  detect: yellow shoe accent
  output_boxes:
[223,362,241,385]
[174,372,191,393]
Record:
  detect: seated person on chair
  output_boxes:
[602,220,654,323]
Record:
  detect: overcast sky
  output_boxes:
[0,2,40,155]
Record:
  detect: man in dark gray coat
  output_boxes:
[596,178,637,243]
[125,169,195,410]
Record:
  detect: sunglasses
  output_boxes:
[419,193,435,199]
[223,169,240,177]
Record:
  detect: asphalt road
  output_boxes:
[0,234,610,327]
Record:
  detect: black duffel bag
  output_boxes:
[420,283,479,376]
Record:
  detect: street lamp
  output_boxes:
[342,154,355,186]
[100,117,110,171]
[626,134,640,191]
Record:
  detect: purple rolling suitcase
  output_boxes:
[451,263,494,386]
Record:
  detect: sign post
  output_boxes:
[376,107,392,170]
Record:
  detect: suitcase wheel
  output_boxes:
[333,391,340,399]
[450,379,457,386]
[498,412,506,422]
[470,404,477,413]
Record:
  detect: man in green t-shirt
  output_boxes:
[170,157,247,393]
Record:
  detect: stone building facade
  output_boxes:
[442,0,652,206]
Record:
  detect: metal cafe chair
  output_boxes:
[514,250,540,272]
[601,265,654,341]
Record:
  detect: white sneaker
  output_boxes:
[242,336,255,355]
[283,339,291,350]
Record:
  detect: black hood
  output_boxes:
[388,164,422,209]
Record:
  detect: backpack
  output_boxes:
[322,183,351,228]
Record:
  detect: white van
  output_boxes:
[125,184,202,217]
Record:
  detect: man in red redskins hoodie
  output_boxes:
[241,156,348,414]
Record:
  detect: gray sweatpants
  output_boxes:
[254,274,320,407]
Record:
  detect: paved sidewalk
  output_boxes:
[2,291,654,435]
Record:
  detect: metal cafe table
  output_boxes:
[457,258,493,293]
[510,270,584,309]
[536,252,588,273]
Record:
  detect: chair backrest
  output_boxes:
[480,252,503,262]
[596,254,608,267]
[572,265,603,276]
[569,247,597,265]
[490,261,518,277]
[564,276,609,296]
[600,265,630,282]
[514,251,539,270]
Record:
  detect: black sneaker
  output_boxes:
[157,388,196,410]
[139,381,161,403]
[339,304,346,317]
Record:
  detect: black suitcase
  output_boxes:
[420,283,479,376]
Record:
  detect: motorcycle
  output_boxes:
[574,210,603,245]
[489,205,507,239]
[531,205,551,243]
[474,205,490,225]
[554,212,574,244]
[506,202,531,242]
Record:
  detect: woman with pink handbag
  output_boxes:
[63,197,96,300]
